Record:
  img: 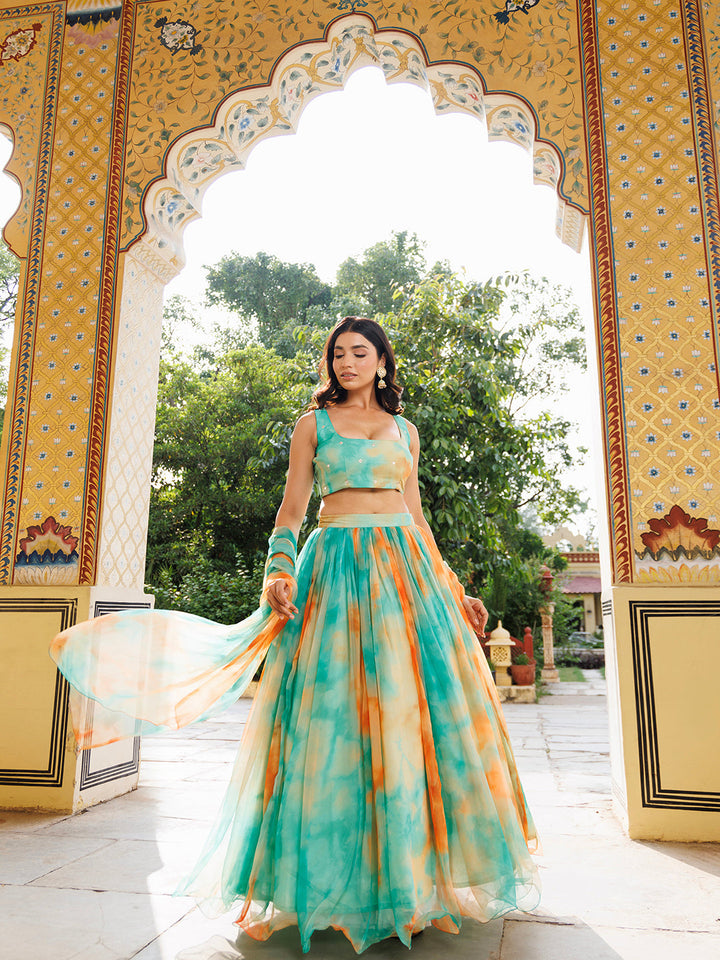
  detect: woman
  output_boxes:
[51,316,540,954]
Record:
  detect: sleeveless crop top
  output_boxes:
[313,408,413,497]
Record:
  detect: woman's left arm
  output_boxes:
[403,419,489,636]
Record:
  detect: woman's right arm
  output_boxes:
[264,412,317,620]
[273,411,317,540]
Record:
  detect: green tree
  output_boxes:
[335,230,426,314]
[201,232,430,359]
[379,273,585,586]
[482,524,573,643]
[0,243,18,331]
[146,339,311,583]
[498,273,587,416]
[205,251,333,356]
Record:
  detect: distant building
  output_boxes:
[542,527,602,635]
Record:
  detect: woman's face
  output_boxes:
[332,331,383,392]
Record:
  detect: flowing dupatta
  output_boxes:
[49,603,287,749]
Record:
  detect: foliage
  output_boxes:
[484,545,579,643]
[146,336,311,582]
[148,553,265,625]
[498,272,587,415]
[205,250,332,356]
[378,273,585,586]
[334,230,425,315]
[161,294,202,355]
[0,243,18,331]
[201,232,428,356]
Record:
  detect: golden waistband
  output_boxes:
[317,513,414,528]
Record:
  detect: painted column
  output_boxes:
[581,0,720,838]
[0,4,150,812]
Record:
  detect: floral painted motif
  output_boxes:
[138,14,580,279]
[0,23,41,62]
[178,139,241,184]
[14,515,80,584]
[638,505,720,561]
[635,505,720,584]
[337,0,369,10]
[533,147,559,188]
[156,17,201,56]
[487,105,534,149]
[494,0,541,26]
[0,14,51,252]
[122,3,587,250]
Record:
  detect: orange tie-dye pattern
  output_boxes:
[52,508,539,952]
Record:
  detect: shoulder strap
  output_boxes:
[314,407,332,444]
[395,415,412,448]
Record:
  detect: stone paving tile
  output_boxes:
[192,725,249,740]
[0,885,194,960]
[638,840,720,878]
[529,802,623,840]
[0,809,70,833]
[30,837,191,896]
[140,740,216,762]
[0,833,115,884]
[45,807,212,843]
[532,832,720,934]
[192,744,244,763]
[132,785,225,823]
[138,919,505,960]
[137,761,232,785]
[500,919,720,960]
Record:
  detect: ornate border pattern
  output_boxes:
[0,596,77,786]
[77,4,134,583]
[682,0,720,399]
[0,3,65,585]
[578,0,632,583]
[131,13,586,279]
[629,598,720,811]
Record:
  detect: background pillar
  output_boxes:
[581,0,720,838]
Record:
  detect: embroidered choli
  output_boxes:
[313,408,413,497]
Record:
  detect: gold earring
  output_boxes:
[377,365,387,390]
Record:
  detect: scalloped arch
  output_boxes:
[133,13,586,282]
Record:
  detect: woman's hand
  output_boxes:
[265,579,299,621]
[463,594,489,636]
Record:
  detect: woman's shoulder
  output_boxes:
[293,410,320,445]
[395,412,417,432]
[395,414,419,449]
[297,409,319,425]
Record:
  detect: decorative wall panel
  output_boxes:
[95,249,163,589]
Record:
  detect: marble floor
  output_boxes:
[2,671,719,959]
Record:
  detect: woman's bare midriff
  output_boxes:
[318,488,409,517]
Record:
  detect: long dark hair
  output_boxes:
[312,317,403,413]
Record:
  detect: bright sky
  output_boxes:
[0,66,601,535]
[169,67,593,301]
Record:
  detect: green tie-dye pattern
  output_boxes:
[313,408,413,496]
[177,517,540,952]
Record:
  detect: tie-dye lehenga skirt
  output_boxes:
[51,513,540,953]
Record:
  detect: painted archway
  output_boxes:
[0,0,718,840]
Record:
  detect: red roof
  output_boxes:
[562,575,602,594]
